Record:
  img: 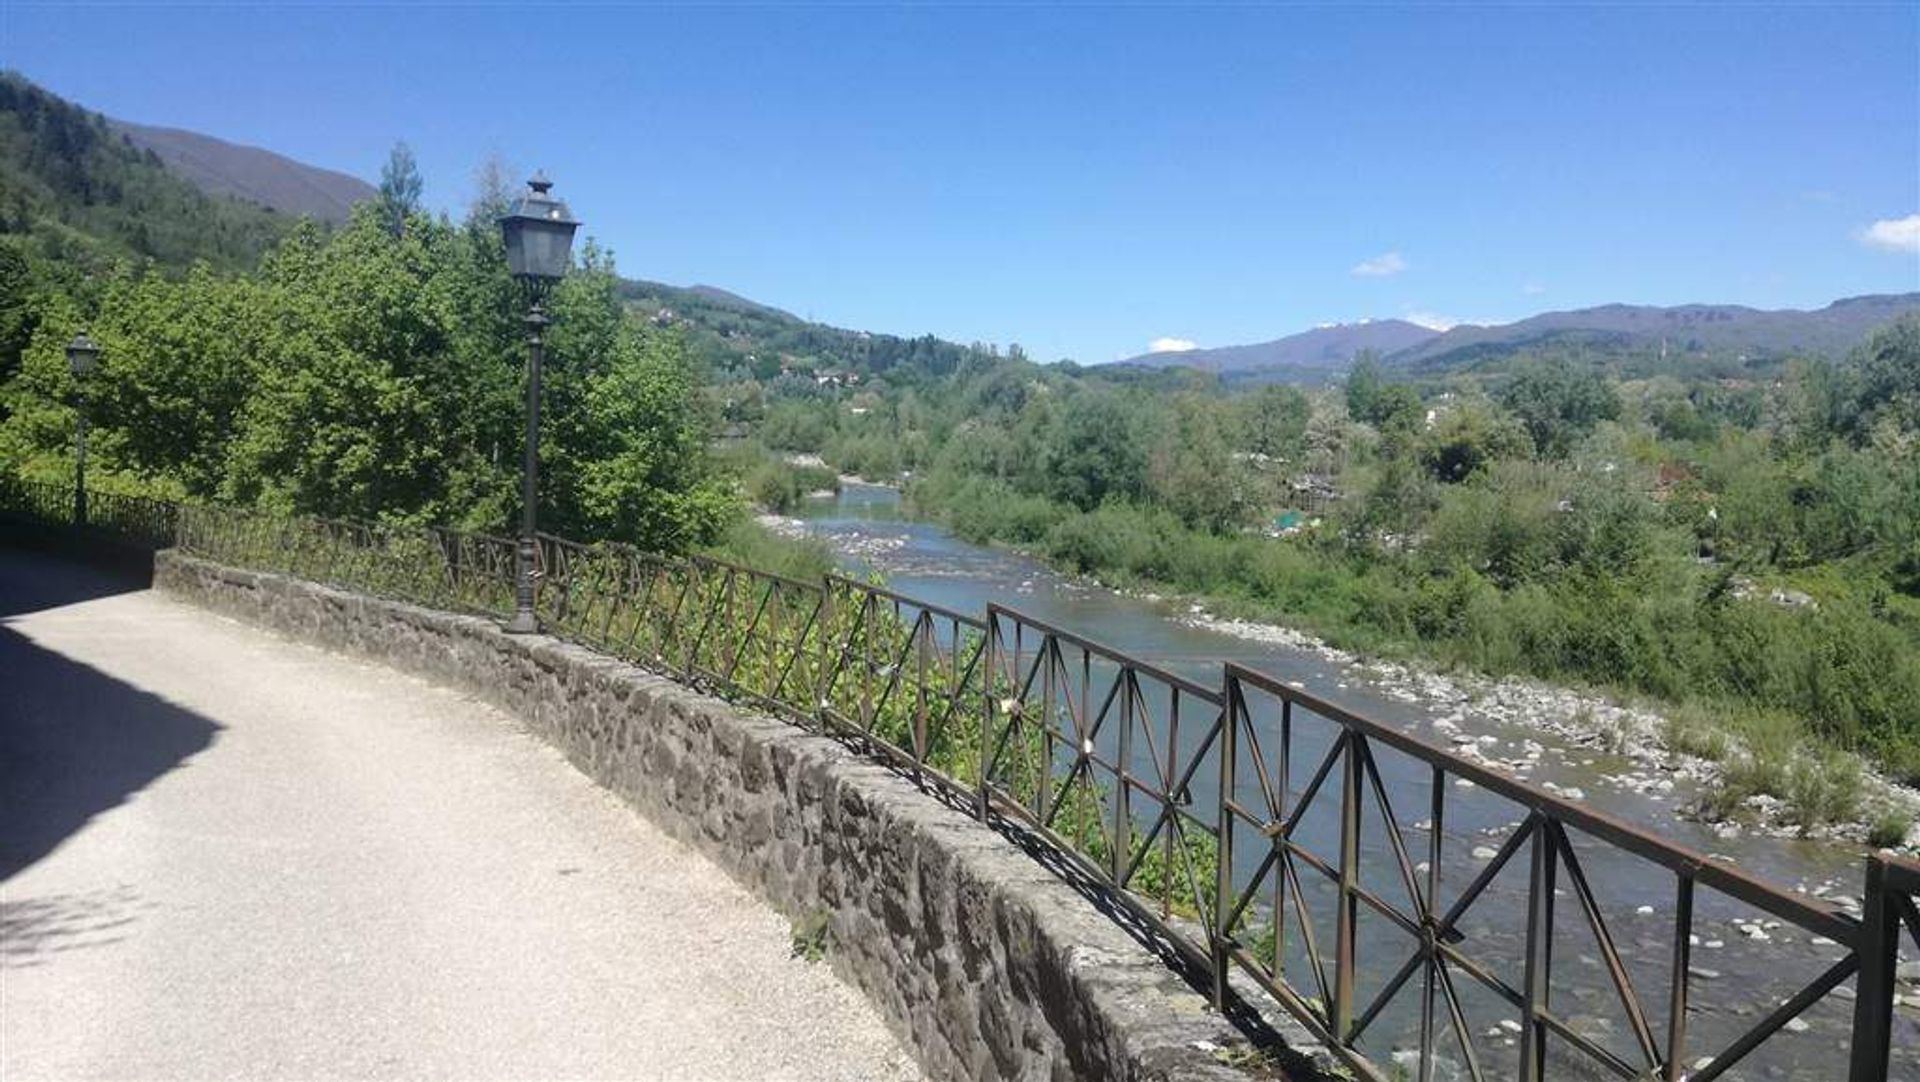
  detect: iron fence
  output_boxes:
[4,477,1916,1081]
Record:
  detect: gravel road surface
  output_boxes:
[0,548,921,1081]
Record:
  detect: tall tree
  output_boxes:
[377,142,423,238]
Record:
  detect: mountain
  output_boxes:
[618,277,1001,381]
[1396,294,1920,373]
[0,72,292,271]
[108,119,372,225]
[1130,294,1920,383]
[1118,319,1439,376]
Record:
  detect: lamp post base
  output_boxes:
[504,610,540,635]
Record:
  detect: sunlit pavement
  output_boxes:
[0,547,919,1082]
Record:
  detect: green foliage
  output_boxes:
[1345,352,1423,431]
[3,189,735,555]
[0,72,294,274]
[789,910,831,962]
[376,142,423,238]
[1501,358,1622,456]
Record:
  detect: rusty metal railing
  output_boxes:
[980,604,1226,977]
[1217,663,1909,1081]
[5,477,1916,1081]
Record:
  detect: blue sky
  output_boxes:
[5,3,1917,362]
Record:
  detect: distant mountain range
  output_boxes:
[1118,319,1439,375]
[108,119,373,225]
[1122,294,1920,381]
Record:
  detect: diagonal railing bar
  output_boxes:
[1692,955,1858,1082]
[1545,820,1661,1073]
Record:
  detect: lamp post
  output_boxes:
[66,330,99,527]
[498,172,579,634]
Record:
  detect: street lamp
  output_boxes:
[499,172,579,634]
[66,330,99,527]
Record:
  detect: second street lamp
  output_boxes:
[498,172,580,634]
[66,330,99,527]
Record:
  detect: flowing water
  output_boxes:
[792,482,1917,1080]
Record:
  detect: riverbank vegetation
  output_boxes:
[744,321,1920,830]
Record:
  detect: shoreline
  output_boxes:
[1169,601,1920,854]
[763,497,1920,856]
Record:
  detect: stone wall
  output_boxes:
[154,551,1309,1082]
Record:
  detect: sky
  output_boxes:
[4,3,1917,362]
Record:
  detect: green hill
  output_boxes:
[617,277,1003,383]
[0,72,296,274]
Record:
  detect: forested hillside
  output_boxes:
[0,73,295,274]
[619,277,1006,384]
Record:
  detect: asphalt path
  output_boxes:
[0,548,920,1081]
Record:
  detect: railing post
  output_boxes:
[1334,731,1362,1044]
[978,609,997,821]
[1520,812,1557,1082]
[1213,666,1238,1011]
[1850,855,1896,1082]
[1664,873,1694,1081]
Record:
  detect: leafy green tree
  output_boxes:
[1848,313,1920,437]
[1045,392,1147,511]
[1345,352,1423,432]
[1501,359,1620,456]
[1239,384,1310,458]
[1419,398,1531,482]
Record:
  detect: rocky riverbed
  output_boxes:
[1178,606,1920,854]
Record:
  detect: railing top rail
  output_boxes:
[989,602,1223,704]
[1224,660,1859,944]
[825,572,986,628]
[690,552,827,595]
[1878,852,1920,893]
[433,524,518,547]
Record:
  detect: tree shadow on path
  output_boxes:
[0,544,221,881]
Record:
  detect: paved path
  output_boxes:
[0,548,921,1081]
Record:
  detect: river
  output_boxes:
[790,482,1917,1080]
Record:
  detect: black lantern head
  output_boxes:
[66,330,99,377]
[500,172,579,289]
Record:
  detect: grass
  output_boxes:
[788,910,831,962]
[1868,809,1914,849]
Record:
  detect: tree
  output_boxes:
[1419,399,1530,483]
[377,142,423,238]
[1239,384,1310,458]
[468,153,518,226]
[1345,352,1422,432]
[1501,359,1620,456]
[1849,313,1920,437]
[1045,392,1146,511]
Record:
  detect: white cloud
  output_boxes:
[1149,337,1199,353]
[1405,310,1509,332]
[1859,214,1920,253]
[1521,282,1547,296]
[1404,311,1459,331]
[1351,251,1408,277]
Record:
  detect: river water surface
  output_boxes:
[791,482,1917,1080]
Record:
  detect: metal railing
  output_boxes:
[4,478,1915,1081]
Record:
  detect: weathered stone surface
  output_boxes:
[156,552,1305,1082]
